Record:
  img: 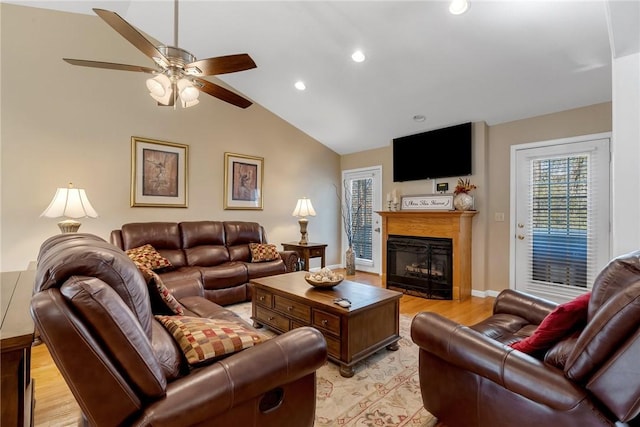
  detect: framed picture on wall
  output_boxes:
[224,152,263,210]
[131,136,188,207]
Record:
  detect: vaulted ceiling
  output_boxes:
[5,1,638,154]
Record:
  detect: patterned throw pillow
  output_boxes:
[155,315,266,365]
[249,243,281,262]
[145,268,184,315]
[126,244,172,271]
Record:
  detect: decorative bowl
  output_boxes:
[304,273,344,288]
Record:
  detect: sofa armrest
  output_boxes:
[134,327,327,426]
[279,250,299,272]
[493,289,557,325]
[411,312,587,411]
[110,229,124,249]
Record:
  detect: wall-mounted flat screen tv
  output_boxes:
[393,122,472,182]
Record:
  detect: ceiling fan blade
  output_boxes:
[92,8,169,65]
[63,58,157,73]
[195,78,253,109]
[186,54,257,76]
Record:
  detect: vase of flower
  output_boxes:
[453,178,476,211]
[345,245,356,275]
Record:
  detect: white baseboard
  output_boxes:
[471,289,501,298]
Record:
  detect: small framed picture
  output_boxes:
[224,152,263,210]
[131,136,188,207]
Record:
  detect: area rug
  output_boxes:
[228,302,437,427]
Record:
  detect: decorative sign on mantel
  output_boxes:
[401,194,454,210]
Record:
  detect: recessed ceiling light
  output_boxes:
[449,0,469,15]
[413,115,426,122]
[294,81,306,91]
[351,50,366,63]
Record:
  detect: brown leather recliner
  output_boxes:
[31,233,328,427]
[411,250,640,427]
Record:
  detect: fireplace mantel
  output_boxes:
[378,210,477,300]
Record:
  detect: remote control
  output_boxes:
[336,300,351,308]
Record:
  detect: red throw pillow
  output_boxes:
[510,292,591,355]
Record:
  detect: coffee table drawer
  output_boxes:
[255,306,290,332]
[312,309,340,335]
[274,295,311,323]
[324,334,341,359]
[254,289,273,308]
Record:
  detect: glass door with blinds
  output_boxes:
[342,167,382,275]
[512,134,610,303]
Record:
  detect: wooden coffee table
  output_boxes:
[250,271,402,377]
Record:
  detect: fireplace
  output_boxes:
[378,210,476,300]
[387,235,453,300]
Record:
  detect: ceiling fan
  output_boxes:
[63,2,256,109]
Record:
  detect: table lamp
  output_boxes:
[41,183,99,233]
[292,197,316,245]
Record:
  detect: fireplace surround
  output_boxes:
[378,210,477,300]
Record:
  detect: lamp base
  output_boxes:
[298,218,309,245]
[57,219,81,233]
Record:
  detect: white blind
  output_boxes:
[350,177,373,261]
[527,149,599,292]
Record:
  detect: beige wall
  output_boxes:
[343,103,612,294]
[0,4,341,271]
[486,102,612,293]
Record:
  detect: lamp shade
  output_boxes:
[147,74,173,105]
[177,78,200,102]
[41,186,98,219]
[292,198,316,217]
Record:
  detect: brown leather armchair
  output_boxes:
[31,233,328,427]
[411,250,640,427]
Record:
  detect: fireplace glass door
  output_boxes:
[387,235,453,300]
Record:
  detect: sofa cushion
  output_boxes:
[121,222,187,267]
[544,334,580,369]
[61,276,167,397]
[249,243,281,262]
[510,292,590,355]
[155,315,266,365]
[565,282,640,381]
[126,244,172,271]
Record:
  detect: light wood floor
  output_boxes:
[31,270,495,426]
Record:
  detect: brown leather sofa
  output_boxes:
[31,233,328,427]
[411,250,640,427]
[110,221,299,306]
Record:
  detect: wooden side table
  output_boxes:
[281,242,327,271]
[1,268,36,427]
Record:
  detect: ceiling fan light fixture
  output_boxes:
[150,90,173,106]
[146,74,171,96]
[182,98,200,108]
[177,78,199,102]
[449,0,470,15]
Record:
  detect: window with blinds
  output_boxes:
[529,154,593,288]
[349,177,373,261]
